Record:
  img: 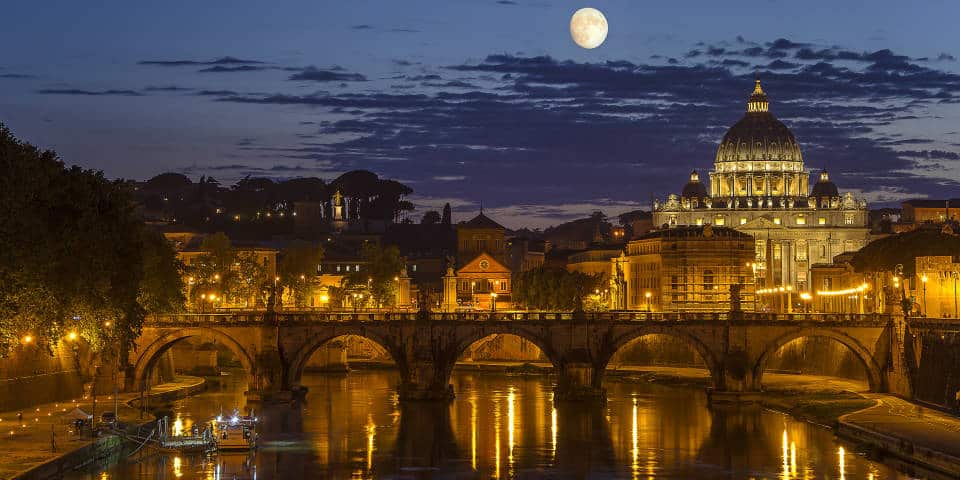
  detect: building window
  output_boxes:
[715,216,725,226]
[695,218,703,226]
[740,217,747,225]
[703,270,714,291]
[336,265,341,272]
[796,215,806,225]
[412,264,417,272]
[844,213,854,225]
[773,217,781,225]
[671,275,679,290]
[355,264,361,271]
[818,217,827,225]
[773,243,782,260]
[501,281,507,291]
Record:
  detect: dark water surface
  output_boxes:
[66,369,910,479]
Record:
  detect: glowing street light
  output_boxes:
[644,291,652,312]
[490,292,498,313]
[67,331,78,342]
[921,274,928,317]
[21,335,33,345]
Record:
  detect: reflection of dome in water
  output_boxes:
[714,79,803,167]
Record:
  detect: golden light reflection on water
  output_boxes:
[85,371,912,480]
[471,393,478,471]
[365,413,375,471]
[631,398,639,480]
[507,387,516,473]
[839,446,846,480]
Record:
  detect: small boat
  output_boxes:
[212,409,258,451]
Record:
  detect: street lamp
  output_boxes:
[471,281,476,310]
[21,334,32,345]
[952,271,959,319]
[645,291,652,312]
[921,274,928,317]
[799,292,812,313]
[490,292,498,313]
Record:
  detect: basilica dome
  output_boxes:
[714,80,803,167]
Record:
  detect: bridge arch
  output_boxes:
[450,325,559,367]
[601,325,723,388]
[131,328,254,391]
[752,327,883,392]
[286,328,400,389]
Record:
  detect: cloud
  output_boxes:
[143,85,192,92]
[186,37,960,220]
[0,73,37,79]
[36,88,144,96]
[194,89,240,96]
[351,24,373,30]
[138,56,265,66]
[288,66,367,82]
[496,0,518,4]
[198,65,271,73]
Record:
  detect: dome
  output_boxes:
[714,80,803,166]
[682,170,708,198]
[810,170,839,198]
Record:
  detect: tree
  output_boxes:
[234,252,268,308]
[188,232,236,306]
[850,228,960,276]
[138,230,186,314]
[0,123,179,356]
[346,243,404,308]
[421,210,441,225]
[279,241,325,307]
[512,268,606,310]
[441,203,452,226]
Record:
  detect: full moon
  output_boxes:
[570,7,608,49]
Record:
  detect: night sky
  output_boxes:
[2,1,959,228]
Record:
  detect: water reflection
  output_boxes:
[67,370,914,479]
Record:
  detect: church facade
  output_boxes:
[652,80,870,292]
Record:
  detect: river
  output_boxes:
[65,369,909,479]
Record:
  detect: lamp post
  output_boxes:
[921,274,928,317]
[471,281,476,311]
[952,271,959,318]
[644,291,652,312]
[490,292,497,313]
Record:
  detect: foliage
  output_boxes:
[345,243,404,308]
[138,229,186,314]
[0,123,182,356]
[512,267,607,311]
[441,203,452,226]
[421,210,441,225]
[849,228,960,276]
[234,251,268,307]
[278,241,325,307]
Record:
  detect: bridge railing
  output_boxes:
[146,310,895,325]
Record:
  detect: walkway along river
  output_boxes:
[57,368,937,480]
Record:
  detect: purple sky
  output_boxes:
[2,1,959,228]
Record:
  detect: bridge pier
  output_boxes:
[398,361,455,402]
[554,362,606,402]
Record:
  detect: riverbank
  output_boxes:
[3,376,204,480]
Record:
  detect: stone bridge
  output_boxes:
[127,311,915,403]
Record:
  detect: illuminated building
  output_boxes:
[610,225,755,312]
[915,255,960,318]
[443,212,512,310]
[653,80,870,291]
